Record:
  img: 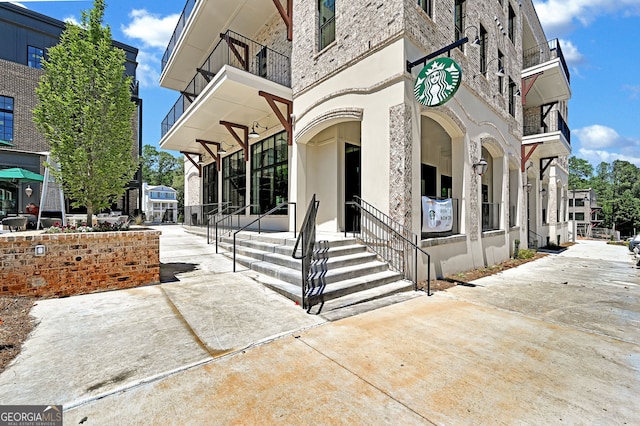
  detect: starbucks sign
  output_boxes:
[414,57,462,107]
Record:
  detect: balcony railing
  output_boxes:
[523,38,570,83]
[523,110,571,144]
[161,30,292,137]
[482,202,500,232]
[161,0,196,72]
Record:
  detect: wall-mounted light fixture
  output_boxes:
[25,184,33,198]
[540,188,547,196]
[475,58,504,78]
[249,121,268,139]
[463,26,481,46]
[473,158,488,176]
[523,183,532,193]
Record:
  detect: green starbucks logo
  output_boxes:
[414,57,462,107]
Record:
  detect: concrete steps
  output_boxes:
[218,233,415,315]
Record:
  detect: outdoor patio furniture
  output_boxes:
[2,216,28,232]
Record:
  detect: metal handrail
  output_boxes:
[528,229,543,248]
[291,195,319,310]
[205,202,231,244]
[215,204,254,253]
[231,201,297,272]
[346,196,432,295]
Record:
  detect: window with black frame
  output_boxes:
[418,0,432,17]
[0,96,14,144]
[27,46,44,69]
[319,0,335,50]
[251,132,288,215]
[454,0,465,42]
[203,162,217,204]
[222,150,246,209]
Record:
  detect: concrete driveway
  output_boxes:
[2,227,638,424]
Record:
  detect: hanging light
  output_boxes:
[25,184,33,197]
[473,158,488,176]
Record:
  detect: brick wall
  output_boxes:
[0,229,160,298]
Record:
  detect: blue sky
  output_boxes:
[7,0,640,167]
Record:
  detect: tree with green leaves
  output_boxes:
[568,156,593,190]
[33,0,138,224]
[141,145,181,187]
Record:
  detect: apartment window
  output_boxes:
[508,78,516,116]
[319,0,335,50]
[454,0,466,41]
[203,162,218,205]
[418,0,432,17]
[498,51,504,94]
[0,96,14,143]
[27,46,44,69]
[479,25,487,75]
[575,212,585,221]
[251,132,288,215]
[222,150,246,208]
[508,4,516,41]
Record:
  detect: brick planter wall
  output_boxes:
[0,229,160,297]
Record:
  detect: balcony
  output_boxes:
[161,30,291,139]
[160,0,278,91]
[159,31,292,153]
[522,39,571,107]
[523,110,571,158]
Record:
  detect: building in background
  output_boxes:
[158,0,571,278]
[142,183,178,223]
[568,188,603,239]
[0,3,142,217]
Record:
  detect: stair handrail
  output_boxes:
[291,194,319,310]
[215,204,255,253]
[206,202,231,244]
[528,229,543,248]
[346,196,431,295]
[231,201,297,272]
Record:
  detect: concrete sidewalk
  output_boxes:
[1,228,638,424]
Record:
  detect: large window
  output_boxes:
[222,150,246,208]
[508,78,516,116]
[508,4,516,41]
[27,46,44,69]
[203,162,218,205]
[454,0,466,41]
[479,25,487,75]
[251,132,288,215]
[418,0,432,17]
[319,0,335,50]
[0,96,14,144]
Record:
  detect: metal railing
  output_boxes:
[231,202,297,272]
[291,195,319,310]
[523,38,570,83]
[523,110,571,144]
[482,202,500,232]
[205,202,231,244]
[214,204,254,253]
[345,196,431,295]
[161,29,291,137]
[183,203,220,227]
[528,229,543,248]
[161,0,196,72]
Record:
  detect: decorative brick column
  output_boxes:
[389,103,413,230]
[469,139,481,241]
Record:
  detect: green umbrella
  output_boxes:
[0,167,44,182]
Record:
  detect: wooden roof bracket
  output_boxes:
[220,33,249,71]
[521,72,543,106]
[540,157,557,180]
[521,143,542,172]
[180,151,201,176]
[219,121,249,160]
[259,90,293,145]
[196,139,221,172]
[272,0,293,41]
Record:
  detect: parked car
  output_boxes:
[629,234,640,252]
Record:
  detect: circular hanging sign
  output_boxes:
[413,57,462,107]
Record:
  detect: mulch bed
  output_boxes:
[0,297,37,374]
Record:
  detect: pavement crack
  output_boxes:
[295,337,437,425]
[159,286,231,358]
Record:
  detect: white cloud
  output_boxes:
[574,125,640,166]
[9,2,27,8]
[62,15,80,26]
[135,50,160,89]
[121,9,179,49]
[533,0,640,36]
[624,85,640,100]
[558,38,584,67]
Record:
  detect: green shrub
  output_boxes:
[517,248,536,259]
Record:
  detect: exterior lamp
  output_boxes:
[540,188,547,196]
[25,184,33,197]
[463,26,481,46]
[473,158,488,176]
[523,183,532,193]
[249,121,268,139]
